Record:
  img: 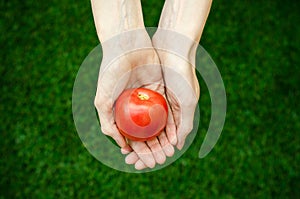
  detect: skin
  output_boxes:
[124,0,212,170]
[92,0,175,169]
[92,0,212,170]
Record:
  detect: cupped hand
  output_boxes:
[152,30,200,150]
[94,29,175,169]
[123,30,200,170]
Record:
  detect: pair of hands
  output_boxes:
[94,29,199,170]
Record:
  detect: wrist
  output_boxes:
[102,28,152,51]
[100,29,153,68]
[98,25,146,43]
[157,24,201,43]
[152,28,198,61]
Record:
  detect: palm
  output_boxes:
[95,45,175,169]
[157,51,200,150]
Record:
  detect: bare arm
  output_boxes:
[151,0,212,150]
[158,0,212,42]
[91,0,145,42]
[92,0,174,169]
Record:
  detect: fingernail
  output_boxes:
[177,142,184,150]
[170,138,177,145]
[135,161,146,170]
[164,145,175,157]
[156,153,166,165]
[121,148,128,154]
[121,146,132,154]
[125,156,134,164]
[147,159,156,168]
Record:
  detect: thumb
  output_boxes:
[176,125,193,150]
[175,106,196,150]
[101,122,127,148]
[95,99,127,148]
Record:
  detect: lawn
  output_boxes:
[1,0,299,198]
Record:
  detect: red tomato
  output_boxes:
[114,88,168,141]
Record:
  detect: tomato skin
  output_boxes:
[114,88,168,141]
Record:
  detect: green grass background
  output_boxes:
[1,0,299,198]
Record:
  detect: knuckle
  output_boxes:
[94,97,102,109]
[187,123,194,131]
[185,125,194,134]
[147,140,158,149]
[100,126,111,136]
[159,138,168,147]
[140,144,151,153]
[160,134,170,148]
[94,97,112,113]
[179,125,193,137]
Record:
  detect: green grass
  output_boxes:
[1,0,299,198]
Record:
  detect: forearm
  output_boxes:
[158,0,212,42]
[91,0,145,42]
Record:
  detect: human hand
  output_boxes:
[148,0,211,151]
[94,29,175,169]
[152,30,200,150]
[91,0,210,170]
[123,30,200,170]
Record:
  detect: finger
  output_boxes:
[165,103,177,145]
[176,122,194,150]
[176,138,186,150]
[129,140,156,168]
[96,102,127,148]
[147,137,166,165]
[175,104,197,150]
[125,151,139,165]
[95,87,127,148]
[135,159,147,170]
[158,132,175,157]
[101,124,127,148]
[121,145,132,154]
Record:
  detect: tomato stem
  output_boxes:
[137,92,149,100]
